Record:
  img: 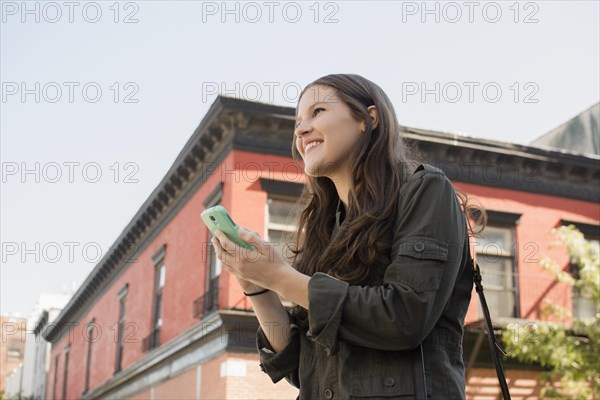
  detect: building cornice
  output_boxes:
[33,310,49,336]
[401,127,599,202]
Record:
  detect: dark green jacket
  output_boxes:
[256,163,473,399]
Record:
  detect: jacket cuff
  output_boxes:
[306,272,350,356]
[256,315,300,384]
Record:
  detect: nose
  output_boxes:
[294,119,312,139]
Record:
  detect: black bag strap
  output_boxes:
[469,248,512,400]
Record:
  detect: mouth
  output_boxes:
[304,140,324,154]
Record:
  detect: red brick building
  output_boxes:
[42,96,599,399]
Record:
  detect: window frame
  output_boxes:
[473,209,522,319]
[265,193,301,308]
[6,339,22,358]
[83,319,95,394]
[202,183,223,318]
[115,283,128,373]
[52,354,59,400]
[62,344,70,400]
[149,244,166,350]
[560,219,600,320]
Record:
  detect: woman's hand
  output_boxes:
[211,226,290,292]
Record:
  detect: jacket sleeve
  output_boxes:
[305,170,467,354]
[256,310,301,388]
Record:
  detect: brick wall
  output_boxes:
[467,367,562,400]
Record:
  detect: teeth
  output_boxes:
[305,141,323,151]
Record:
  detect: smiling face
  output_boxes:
[294,85,365,178]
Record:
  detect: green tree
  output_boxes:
[501,224,599,399]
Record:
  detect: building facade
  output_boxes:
[3,294,70,400]
[1,315,27,396]
[43,96,599,399]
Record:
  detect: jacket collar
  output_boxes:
[335,198,345,228]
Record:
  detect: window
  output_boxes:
[266,196,301,307]
[7,347,21,358]
[52,355,59,400]
[258,178,304,307]
[259,177,303,266]
[146,245,166,350]
[151,264,165,347]
[205,198,221,315]
[204,256,221,312]
[561,220,600,320]
[7,339,22,358]
[194,183,223,320]
[115,284,128,373]
[266,197,298,266]
[7,348,20,357]
[474,210,521,320]
[572,242,599,320]
[62,345,70,400]
[84,320,95,393]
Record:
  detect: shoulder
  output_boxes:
[394,163,466,236]
[401,163,452,195]
[412,162,445,176]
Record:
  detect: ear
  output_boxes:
[367,105,379,130]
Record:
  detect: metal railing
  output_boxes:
[141,328,160,352]
[193,279,220,319]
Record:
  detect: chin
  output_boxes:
[306,161,335,177]
[304,161,320,177]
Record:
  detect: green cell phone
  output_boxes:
[201,205,254,250]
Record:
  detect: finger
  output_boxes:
[214,229,226,244]
[211,237,223,260]
[212,236,231,259]
[237,227,268,254]
[214,230,236,253]
[212,237,235,267]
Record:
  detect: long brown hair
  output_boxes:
[284,74,486,329]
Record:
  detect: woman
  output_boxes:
[211,73,485,399]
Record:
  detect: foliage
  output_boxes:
[501,225,599,399]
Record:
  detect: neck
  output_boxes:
[331,170,350,211]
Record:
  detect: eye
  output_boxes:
[295,108,325,129]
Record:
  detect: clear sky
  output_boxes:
[1,0,599,317]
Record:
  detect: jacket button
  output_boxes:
[414,242,425,252]
[324,389,333,399]
[385,377,396,387]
